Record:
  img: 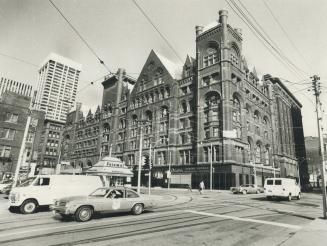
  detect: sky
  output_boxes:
[0,0,326,137]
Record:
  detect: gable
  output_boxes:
[130,50,182,98]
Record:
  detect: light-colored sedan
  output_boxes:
[231,184,264,194]
[0,180,12,194]
[51,187,157,222]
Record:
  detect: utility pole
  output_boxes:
[210,142,213,190]
[312,75,327,219]
[13,115,31,188]
[137,121,145,194]
[148,143,152,195]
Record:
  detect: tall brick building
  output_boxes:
[62,10,308,189]
[0,92,44,178]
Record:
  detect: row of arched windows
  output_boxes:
[130,86,170,109]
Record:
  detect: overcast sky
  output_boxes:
[0,0,326,137]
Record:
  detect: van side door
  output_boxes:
[31,177,51,205]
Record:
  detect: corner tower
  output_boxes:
[195,10,245,169]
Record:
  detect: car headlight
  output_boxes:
[10,192,20,202]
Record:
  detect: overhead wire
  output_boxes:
[235,0,309,78]
[0,52,38,68]
[225,0,315,107]
[225,0,303,81]
[229,0,307,80]
[48,0,114,75]
[132,0,184,64]
[261,0,314,74]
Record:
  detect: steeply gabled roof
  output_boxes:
[154,50,183,80]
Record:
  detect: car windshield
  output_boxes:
[89,188,110,197]
[17,178,35,187]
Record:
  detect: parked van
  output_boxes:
[8,175,103,214]
[264,178,300,201]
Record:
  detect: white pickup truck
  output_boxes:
[264,178,301,201]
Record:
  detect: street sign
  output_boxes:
[223,130,237,138]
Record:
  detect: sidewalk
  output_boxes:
[282,217,327,246]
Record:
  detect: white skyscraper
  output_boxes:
[36,53,82,123]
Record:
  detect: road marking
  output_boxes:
[185,210,302,230]
[0,210,182,239]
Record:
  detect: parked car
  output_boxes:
[50,187,157,222]
[264,178,301,201]
[2,183,13,195]
[8,175,103,214]
[231,184,263,194]
[0,180,13,194]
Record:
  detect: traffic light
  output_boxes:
[143,156,150,170]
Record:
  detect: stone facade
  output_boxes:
[62,10,308,189]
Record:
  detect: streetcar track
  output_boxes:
[50,219,230,246]
[0,215,213,244]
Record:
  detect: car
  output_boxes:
[2,183,13,195]
[264,178,301,201]
[0,180,13,194]
[50,187,157,222]
[231,184,263,194]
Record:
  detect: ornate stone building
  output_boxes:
[62,10,308,189]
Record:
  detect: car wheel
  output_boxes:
[242,190,247,195]
[75,206,93,222]
[297,193,301,200]
[20,199,38,214]
[132,203,144,215]
[288,194,292,202]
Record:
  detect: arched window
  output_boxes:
[181,101,188,114]
[103,123,110,133]
[232,94,242,138]
[263,116,269,125]
[131,115,138,126]
[205,92,221,122]
[145,111,152,134]
[230,43,240,67]
[255,143,261,164]
[254,110,260,123]
[265,146,270,165]
[204,92,221,138]
[203,42,219,68]
[232,96,241,123]
[247,137,253,162]
[161,106,169,117]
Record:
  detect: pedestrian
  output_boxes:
[199,180,205,194]
[187,184,192,192]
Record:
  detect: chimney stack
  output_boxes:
[195,25,204,37]
[218,9,228,26]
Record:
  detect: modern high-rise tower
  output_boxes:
[36,53,82,123]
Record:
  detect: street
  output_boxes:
[0,189,323,246]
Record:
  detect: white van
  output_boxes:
[8,175,103,214]
[264,178,301,201]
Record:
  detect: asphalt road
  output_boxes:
[0,189,324,246]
